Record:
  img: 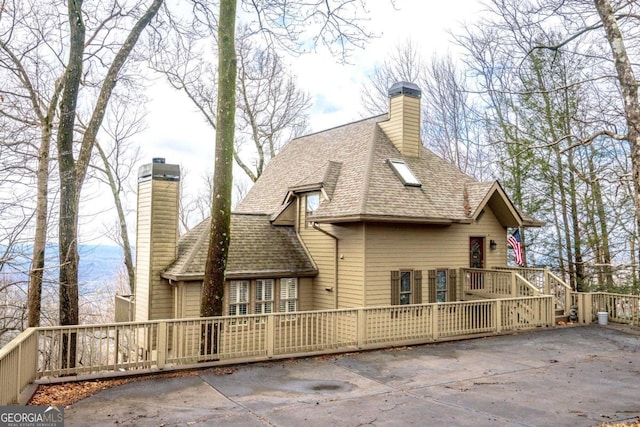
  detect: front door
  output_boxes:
[469,237,485,289]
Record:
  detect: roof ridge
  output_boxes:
[291,114,387,141]
[178,219,211,275]
[359,122,381,215]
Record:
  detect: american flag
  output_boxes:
[507,229,524,266]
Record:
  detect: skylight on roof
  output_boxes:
[388,159,421,187]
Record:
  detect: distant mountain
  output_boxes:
[2,244,128,293]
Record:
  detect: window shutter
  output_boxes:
[229,282,238,304]
[447,269,457,302]
[391,271,400,305]
[428,270,436,303]
[414,270,422,304]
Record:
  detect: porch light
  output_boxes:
[490,240,497,250]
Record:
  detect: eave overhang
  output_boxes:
[161,268,319,282]
[309,214,471,225]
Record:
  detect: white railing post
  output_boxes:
[431,305,438,340]
[157,322,166,369]
[357,308,366,348]
[266,315,275,357]
[564,288,572,316]
[543,270,551,295]
[576,293,585,324]
[511,272,517,296]
[495,300,502,333]
[585,293,593,324]
[16,335,23,401]
[547,295,554,327]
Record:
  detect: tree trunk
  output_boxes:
[28,127,51,327]
[566,150,585,291]
[95,142,136,292]
[587,146,613,289]
[56,0,85,369]
[56,0,162,368]
[532,57,576,289]
[202,0,237,319]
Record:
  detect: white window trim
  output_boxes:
[229,280,249,316]
[227,278,298,316]
[279,278,298,313]
[255,279,274,314]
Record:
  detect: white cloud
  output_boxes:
[97,1,485,244]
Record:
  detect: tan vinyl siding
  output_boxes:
[364,208,506,306]
[379,95,421,158]
[298,197,336,310]
[183,281,202,318]
[297,277,314,311]
[135,178,180,321]
[149,180,179,319]
[333,224,365,308]
[135,181,152,322]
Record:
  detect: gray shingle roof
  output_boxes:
[167,114,538,279]
[162,214,317,280]
[237,115,515,224]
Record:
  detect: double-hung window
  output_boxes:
[229,280,249,316]
[227,278,297,315]
[391,270,422,305]
[399,271,412,305]
[279,278,298,312]
[427,269,457,303]
[255,279,274,314]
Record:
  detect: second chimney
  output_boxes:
[379,81,422,158]
[135,158,180,321]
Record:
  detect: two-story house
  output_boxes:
[132,82,541,322]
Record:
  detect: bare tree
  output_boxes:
[201,0,237,319]
[0,1,65,327]
[235,31,311,182]
[201,0,378,320]
[54,0,164,367]
[593,0,640,274]
[457,0,636,290]
[361,41,490,179]
[361,39,424,115]
[422,54,490,179]
[179,168,214,234]
[153,26,311,185]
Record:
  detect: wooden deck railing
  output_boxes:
[546,271,572,313]
[0,328,39,407]
[462,268,540,299]
[494,267,546,291]
[592,293,640,325]
[494,267,572,313]
[0,295,554,405]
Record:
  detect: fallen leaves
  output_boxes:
[598,421,640,427]
[27,367,235,407]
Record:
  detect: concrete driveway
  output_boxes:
[64,325,640,426]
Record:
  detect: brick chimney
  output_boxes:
[135,158,180,321]
[379,81,422,158]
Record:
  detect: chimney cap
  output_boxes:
[388,81,421,98]
[138,159,180,182]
